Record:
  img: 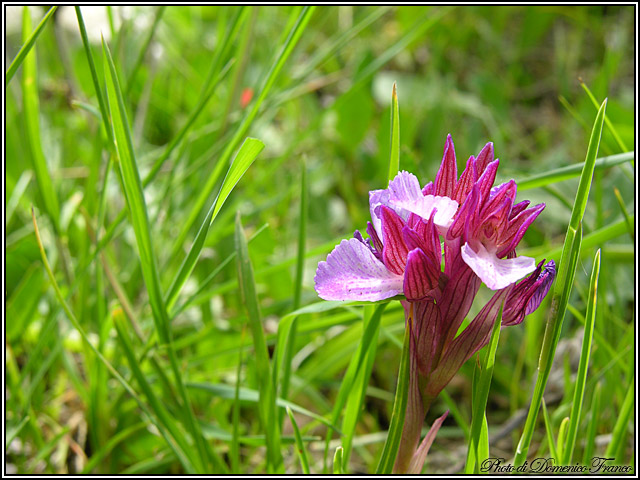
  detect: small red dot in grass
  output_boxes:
[240,87,254,108]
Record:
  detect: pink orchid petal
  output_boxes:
[475,141,494,175]
[314,238,403,301]
[381,206,410,275]
[434,134,458,197]
[403,248,440,301]
[461,242,536,290]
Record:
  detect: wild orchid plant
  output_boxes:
[315,135,556,473]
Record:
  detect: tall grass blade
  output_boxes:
[580,80,628,152]
[464,302,503,473]
[517,151,634,191]
[388,83,400,181]
[21,7,59,231]
[103,38,219,473]
[174,7,316,254]
[102,38,170,341]
[582,383,601,464]
[340,304,385,470]
[287,406,311,474]
[604,379,634,460]
[322,303,386,471]
[165,137,264,311]
[235,212,283,472]
[514,99,607,466]
[375,320,411,474]
[333,446,344,474]
[541,399,558,460]
[562,249,600,464]
[31,208,196,472]
[6,6,57,85]
[125,6,166,94]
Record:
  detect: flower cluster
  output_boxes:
[315,135,555,473]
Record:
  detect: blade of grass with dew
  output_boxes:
[604,378,634,461]
[514,99,607,466]
[517,151,633,191]
[562,249,600,465]
[125,5,166,94]
[464,303,503,474]
[287,406,311,474]
[541,399,559,460]
[21,7,59,231]
[103,38,222,473]
[388,82,400,180]
[173,7,316,256]
[6,6,57,85]
[333,446,344,474]
[164,137,264,311]
[235,212,283,473]
[31,208,197,473]
[375,320,411,474]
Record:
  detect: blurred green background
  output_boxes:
[5,5,634,474]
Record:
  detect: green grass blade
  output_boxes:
[125,6,166,94]
[612,187,634,241]
[517,151,634,191]
[287,406,311,474]
[6,6,57,85]
[102,38,170,342]
[31,208,196,472]
[562,249,600,464]
[113,309,199,473]
[322,303,386,471]
[464,302,503,474]
[22,7,60,231]
[388,82,400,181]
[164,137,264,311]
[81,422,147,474]
[375,320,411,474]
[556,417,569,462]
[174,7,316,255]
[186,382,339,431]
[75,7,113,145]
[604,378,634,460]
[541,399,559,460]
[581,383,601,464]
[170,223,269,317]
[293,159,308,310]
[235,212,283,473]
[333,446,344,474]
[103,38,219,472]
[230,328,245,473]
[340,304,385,470]
[514,99,606,466]
[580,80,628,152]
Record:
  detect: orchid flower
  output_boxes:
[314,134,556,473]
